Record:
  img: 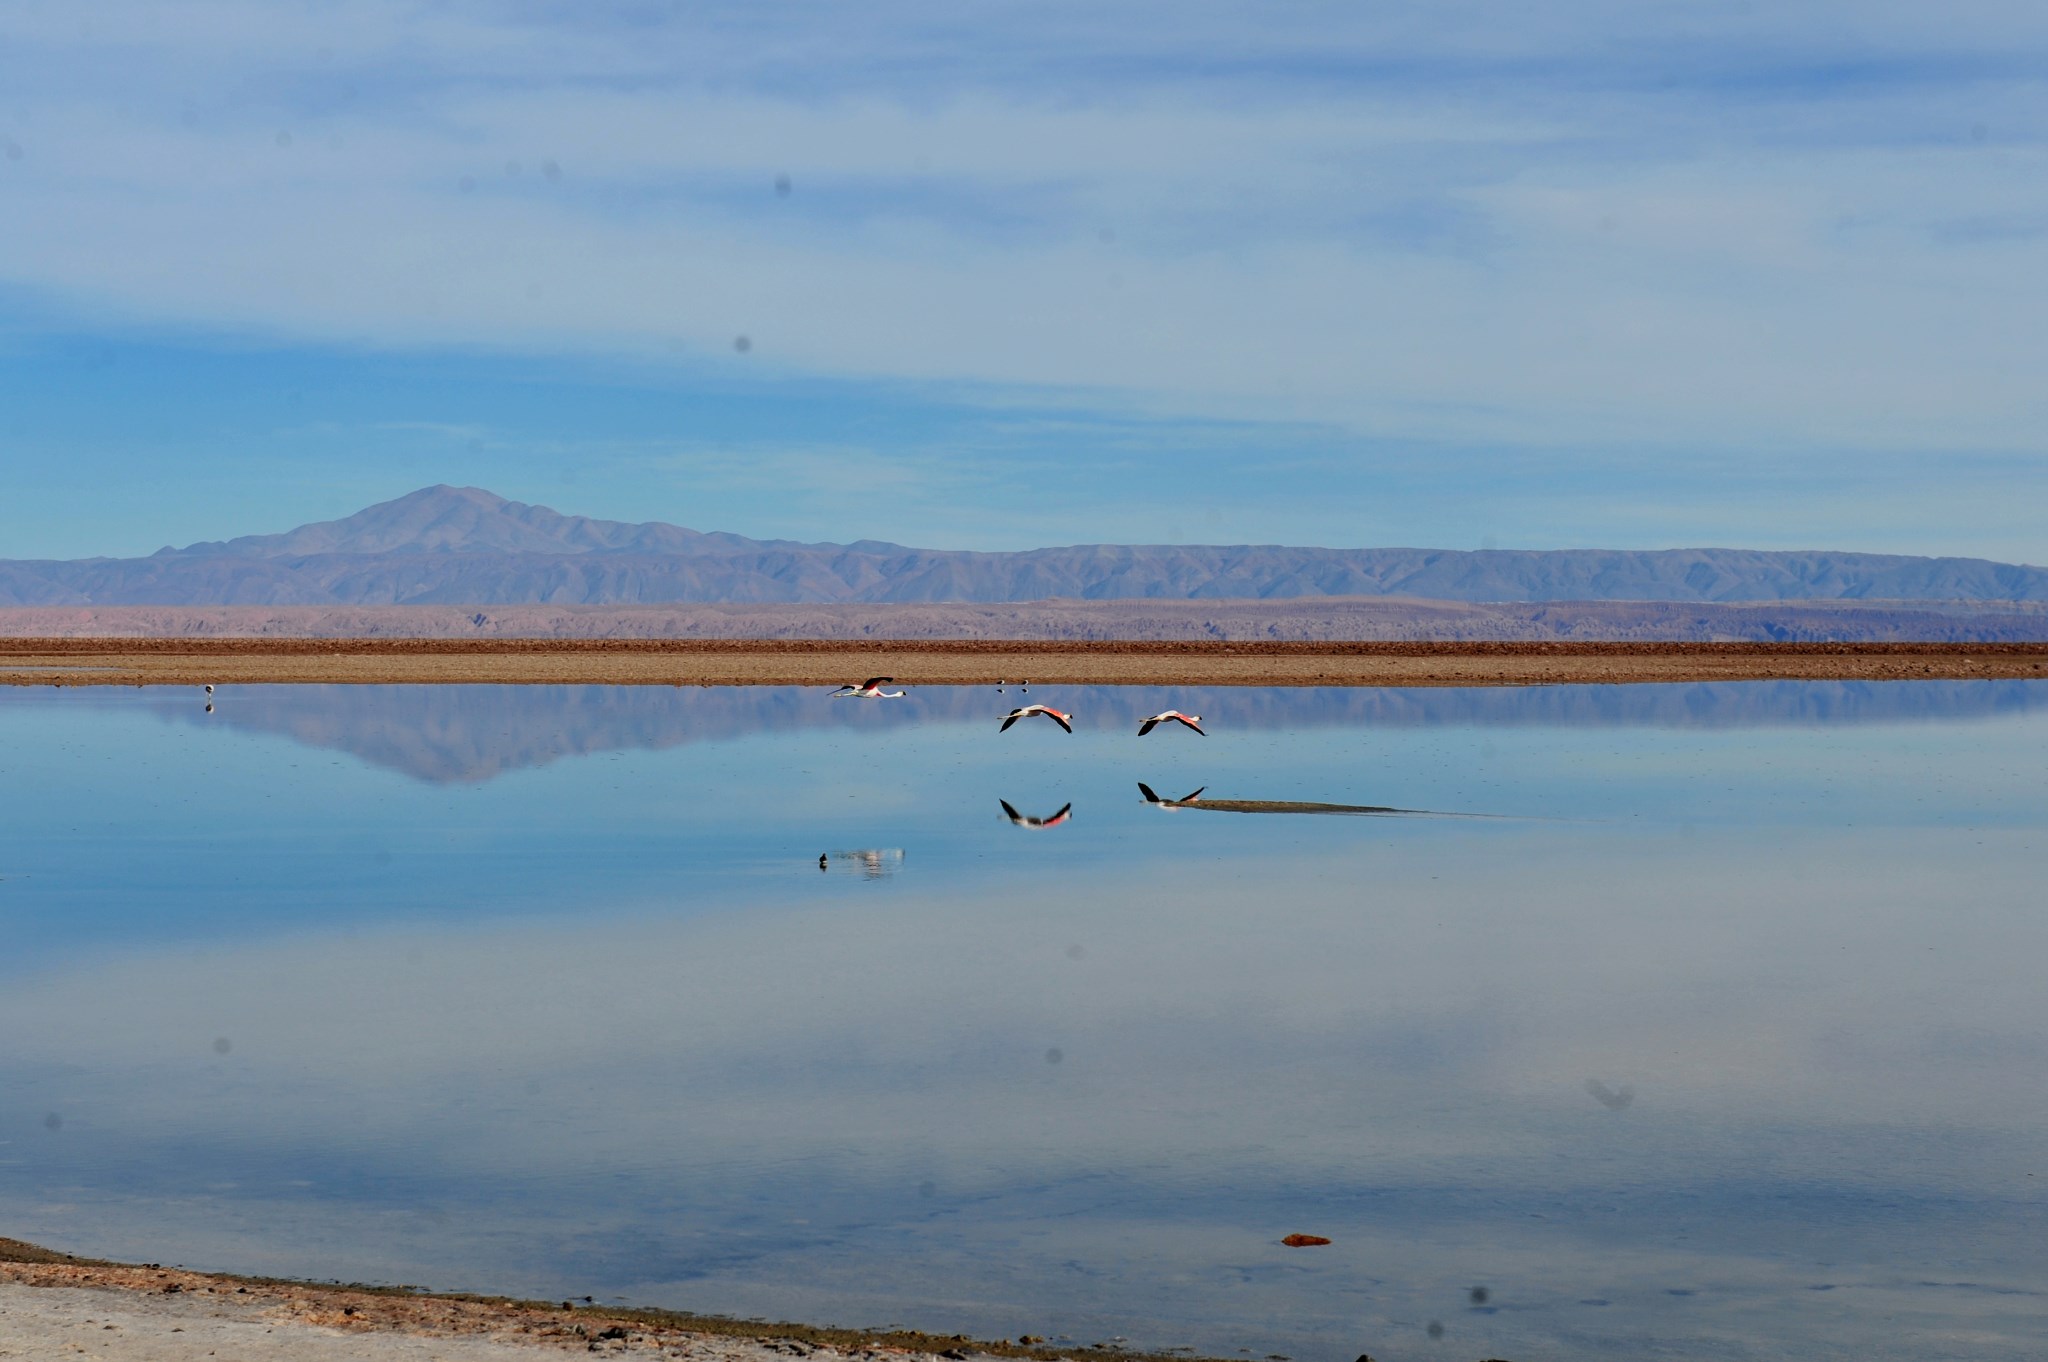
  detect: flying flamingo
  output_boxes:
[1137,710,1204,736]
[1000,704,1072,734]
[1000,800,1073,828]
[830,676,906,698]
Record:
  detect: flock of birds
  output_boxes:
[206,677,1198,841]
[824,674,1206,841]
[829,676,1204,737]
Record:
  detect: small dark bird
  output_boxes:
[818,853,829,871]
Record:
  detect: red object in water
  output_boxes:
[1281,1234,1332,1247]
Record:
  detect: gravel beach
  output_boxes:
[0,1249,1089,1362]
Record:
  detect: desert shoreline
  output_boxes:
[1,1235,1191,1362]
[2,638,2045,688]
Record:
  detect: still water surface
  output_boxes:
[0,682,2044,1359]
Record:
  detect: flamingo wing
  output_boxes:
[1042,803,1073,826]
[1138,718,1159,736]
[1048,710,1073,733]
[1176,715,1206,735]
[862,677,894,690]
[1000,799,1024,822]
[1000,713,1021,731]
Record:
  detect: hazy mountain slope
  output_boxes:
[6,485,2044,606]
[157,484,825,559]
[4,600,2045,642]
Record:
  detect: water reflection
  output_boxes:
[0,684,2044,1360]
[821,848,906,878]
[6,679,2045,785]
[1585,1079,1636,1111]
[1000,800,1072,828]
[1136,782,1410,816]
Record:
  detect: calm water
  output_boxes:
[1,681,2044,1360]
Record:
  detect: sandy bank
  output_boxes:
[1,639,2045,688]
[0,1242,1162,1362]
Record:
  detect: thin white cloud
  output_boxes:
[0,0,2044,458]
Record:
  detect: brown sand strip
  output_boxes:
[2,639,2046,688]
[0,1240,1204,1362]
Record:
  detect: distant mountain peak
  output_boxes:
[7,487,2044,609]
[169,485,735,559]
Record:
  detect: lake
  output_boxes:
[1,680,2044,1360]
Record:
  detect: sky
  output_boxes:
[1,0,2045,562]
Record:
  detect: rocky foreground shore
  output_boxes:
[1,1242,1158,1362]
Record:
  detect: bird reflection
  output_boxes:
[1586,1079,1635,1110]
[819,848,906,878]
[1137,782,1412,815]
[1000,799,1072,829]
[1137,782,1207,810]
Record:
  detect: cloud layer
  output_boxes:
[2,1,2047,560]
[3,0,2046,447]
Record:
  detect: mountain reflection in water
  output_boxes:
[14,678,2042,784]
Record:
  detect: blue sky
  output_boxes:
[1,1,2045,561]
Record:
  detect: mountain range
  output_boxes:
[4,484,2045,608]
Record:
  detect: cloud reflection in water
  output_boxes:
[0,683,2043,1358]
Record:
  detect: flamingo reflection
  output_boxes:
[1000,799,1073,829]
